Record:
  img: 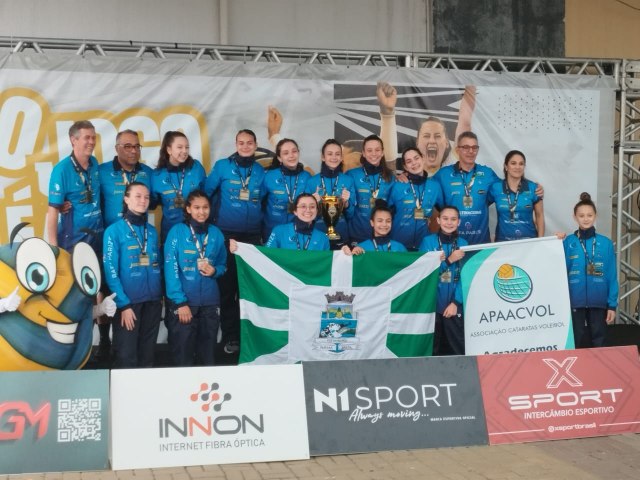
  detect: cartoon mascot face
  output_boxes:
[0,235,100,371]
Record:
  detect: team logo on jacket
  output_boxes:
[493,264,533,303]
[314,291,359,354]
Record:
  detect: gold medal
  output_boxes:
[81,190,93,204]
[174,195,185,208]
[239,188,250,201]
[369,197,376,209]
[463,195,473,208]
[587,262,596,275]
[197,257,209,269]
[440,270,452,283]
[414,207,425,220]
[139,254,150,266]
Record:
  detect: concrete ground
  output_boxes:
[2,433,638,480]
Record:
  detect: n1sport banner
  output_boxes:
[303,357,488,455]
[234,243,440,364]
[460,237,573,355]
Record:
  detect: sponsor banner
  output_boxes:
[478,346,640,445]
[0,370,109,474]
[461,237,574,355]
[110,365,309,470]
[0,54,614,244]
[235,244,440,364]
[303,357,488,455]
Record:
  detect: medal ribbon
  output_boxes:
[320,175,339,196]
[124,219,148,255]
[70,154,93,197]
[372,238,391,252]
[293,229,312,251]
[169,168,186,199]
[409,180,426,209]
[438,235,459,281]
[281,170,300,203]
[189,224,209,259]
[578,235,596,266]
[234,159,253,191]
[504,180,521,219]
[459,166,477,197]
[363,167,382,200]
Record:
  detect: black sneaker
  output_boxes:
[223,340,240,354]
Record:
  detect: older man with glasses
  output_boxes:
[99,129,153,227]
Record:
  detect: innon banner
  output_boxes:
[461,237,573,355]
[0,370,109,475]
[303,357,487,455]
[110,365,309,470]
[0,51,615,243]
[478,346,640,445]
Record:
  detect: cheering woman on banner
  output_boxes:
[103,182,162,368]
[488,150,544,241]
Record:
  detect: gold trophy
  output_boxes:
[321,195,345,240]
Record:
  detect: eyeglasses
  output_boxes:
[458,145,479,153]
[117,144,142,152]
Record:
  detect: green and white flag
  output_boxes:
[234,243,441,364]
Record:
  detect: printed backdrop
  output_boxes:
[0,51,616,243]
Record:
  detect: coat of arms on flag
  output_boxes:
[233,243,441,364]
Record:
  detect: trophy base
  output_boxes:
[326,228,341,241]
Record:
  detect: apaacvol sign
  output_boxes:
[303,357,488,455]
[478,346,640,444]
[110,365,309,470]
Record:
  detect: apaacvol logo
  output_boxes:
[314,291,359,354]
[158,381,264,439]
[493,263,533,303]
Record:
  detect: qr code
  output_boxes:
[57,398,102,442]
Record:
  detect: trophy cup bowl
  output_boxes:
[321,195,344,240]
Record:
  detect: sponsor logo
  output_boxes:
[0,401,51,441]
[543,357,582,388]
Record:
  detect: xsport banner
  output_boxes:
[0,51,615,243]
[460,237,573,355]
[234,243,440,363]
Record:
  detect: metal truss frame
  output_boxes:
[1,36,636,324]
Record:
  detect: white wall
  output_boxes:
[0,0,427,52]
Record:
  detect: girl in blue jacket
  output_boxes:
[418,205,467,355]
[151,131,206,243]
[346,135,395,243]
[262,138,311,241]
[305,139,356,247]
[264,193,330,251]
[103,182,162,368]
[351,203,407,253]
[562,192,618,348]
[164,190,227,366]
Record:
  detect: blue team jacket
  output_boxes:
[103,217,162,309]
[387,177,443,250]
[488,178,540,241]
[563,231,618,310]
[434,163,499,245]
[151,161,206,241]
[265,223,330,250]
[419,233,468,314]
[346,166,395,243]
[164,222,227,307]
[99,158,153,227]
[261,167,311,240]
[205,156,266,235]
